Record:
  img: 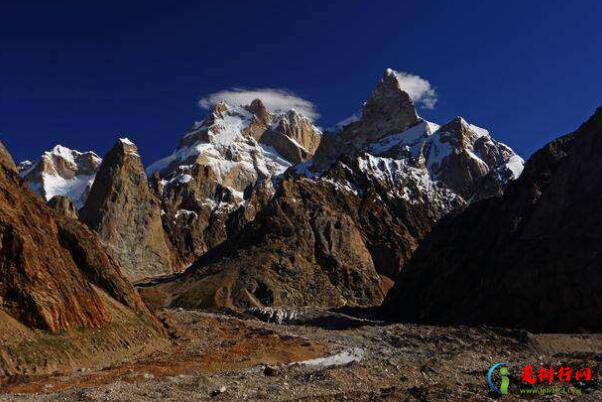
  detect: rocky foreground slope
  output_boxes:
[141,69,523,311]
[383,108,602,331]
[0,144,166,377]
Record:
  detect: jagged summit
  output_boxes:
[361,115,524,200]
[142,70,523,312]
[310,69,523,205]
[357,68,421,137]
[146,98,322,266]
[80,139,174,280]
[19,144,102,208]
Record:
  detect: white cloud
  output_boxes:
[198,88,319,120]
[388,68,438,109]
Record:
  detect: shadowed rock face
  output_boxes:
[383,108,602,332]
[48,195,79,219]
[142,155,452,311]
[80,139,174,281]
[0,144,158,331]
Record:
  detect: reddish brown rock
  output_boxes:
[0,144,166,376]
[0,141,17,173]
[148,175,384,310]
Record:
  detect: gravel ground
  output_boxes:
[1,308,600,401]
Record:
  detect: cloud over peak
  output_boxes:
[199,88,319,120]
[387,69,438,109]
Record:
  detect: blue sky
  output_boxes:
[2,0,602,164]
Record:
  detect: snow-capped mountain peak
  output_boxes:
[20,145,102,208]
[147,99,321,186]
[308,69,524,214]
[145,98,323,266]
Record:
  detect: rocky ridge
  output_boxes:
[0,141,17,173]
[141,69,523,312]
[383,108,602,331]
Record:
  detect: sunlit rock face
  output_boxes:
[79,138,175,281]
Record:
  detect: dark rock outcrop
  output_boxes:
[383,108,602,331]
[80,139,174,281]
[143,174,384,310]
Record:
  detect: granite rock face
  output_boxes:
[312,68,420,171]
[80,139,174,281]
[383,108,602,331]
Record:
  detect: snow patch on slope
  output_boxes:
[357,154,459,211]
[21,145,102,208]
[147,104,296,211]
[505,155,525,179]
[35,173,96,208]
[293,348,364,368]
